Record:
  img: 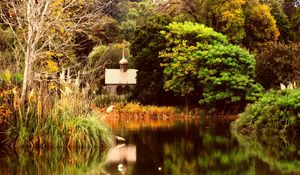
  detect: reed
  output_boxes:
[1,72,113,149]
[109,102,184,120]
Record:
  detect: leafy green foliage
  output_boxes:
[130,15,183,105]
[290,8,300,42]
[232,89,300,136]
[203,0,280,47]
[196,44,263,110]
[160,22,262,112]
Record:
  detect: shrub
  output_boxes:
[232,89,300,136]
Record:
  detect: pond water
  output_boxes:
[1,118,300,175]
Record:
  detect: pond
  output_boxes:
[1,118,300,175]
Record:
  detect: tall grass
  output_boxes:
[110,102,183,120]
[1,72,113,149]
[4,94,113,149]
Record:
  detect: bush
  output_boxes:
[232,89,300,136]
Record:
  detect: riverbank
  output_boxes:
[94,103,238,130]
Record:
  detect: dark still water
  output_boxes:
[1,119,300,175]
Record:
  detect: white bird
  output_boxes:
[106,105,115,113]
[115,136,126,142]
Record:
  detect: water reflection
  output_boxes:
[233,131,300,174]
[1,119,300,175]
[0,148,108,175]
[107,119,300,175]
[162,122,254,175]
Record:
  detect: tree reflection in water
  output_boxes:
[233,131,300,174]
[163,123,254,175]
[162,122,300,175]
[5,120,300,175]
[0,148,109,175]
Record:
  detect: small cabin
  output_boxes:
[104,53,137,94]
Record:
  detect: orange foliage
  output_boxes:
[0,85,14,120]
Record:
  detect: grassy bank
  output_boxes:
[101,103,199,120]
[0,76,113,149]
[232,89,300,136]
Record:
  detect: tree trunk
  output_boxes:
[21,5,34,107]
[20,57,32,106]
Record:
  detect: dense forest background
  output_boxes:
[1,0,300,110]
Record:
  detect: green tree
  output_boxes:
[160,22,262,111]
[290,7,300,41]
[130,15,183,105]
[119,0,158,40]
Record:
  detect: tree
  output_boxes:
[256,42,300,89]
[160,21,228,109]
[260,0,293,42]
[158,0,206,22]
[120,0,157,40]
[290,7,300,41]
[160,22,262,111]
[203,0,279,47]
[243,0,280,47]
[0,26,22,72]
[130,15,183,105]
[205,0,246,43]
[0,0,106,105]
